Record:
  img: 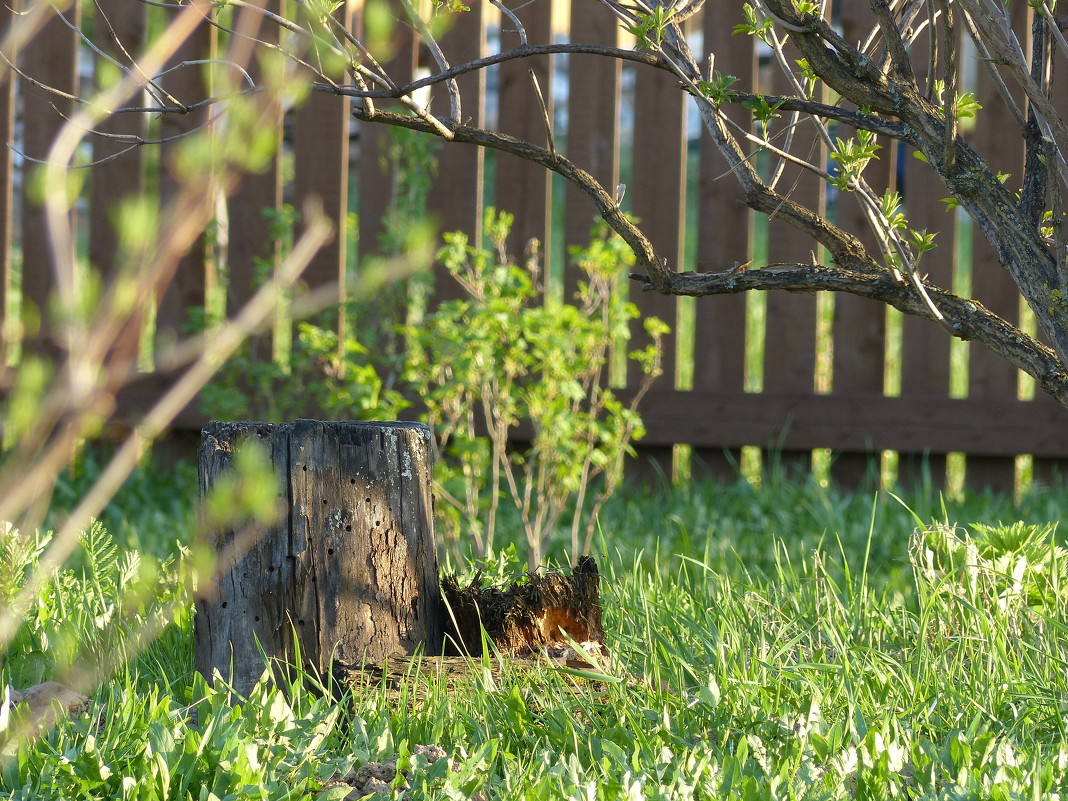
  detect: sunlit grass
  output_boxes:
[7,457,1068,799]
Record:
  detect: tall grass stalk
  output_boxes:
[6,465,1068,798]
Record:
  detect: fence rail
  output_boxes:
[3,0,1068,491]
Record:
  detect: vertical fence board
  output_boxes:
[1033,21,1068,486]
[226,0,283,320]
[494,0,553,265]
[157,17,213,349]
[0,0,15,339]
[895,19,954,487]
[18,3,80,337]
[292,3,353,354]
[626,24,688,475]
[90,0,147,275]
[757,49,822,474]
[427,4,486,303]
[828,0,893,486]
[628,38,686,386]
[292,85,349,320]
[963,2,1029,491]
[563,1,619,298]
[89,0,147,370]
[356,5,416,261]
[691,5,753,477]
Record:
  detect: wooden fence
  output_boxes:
[3,0,1068,491]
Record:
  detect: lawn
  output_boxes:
[3,451,1068,799]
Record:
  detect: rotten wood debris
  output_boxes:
[338,556,607,699]
[440,555,604,656]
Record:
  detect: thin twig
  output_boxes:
[870,0,917,85]
[934,0,956,173]
[330,43,662,100]
[397,0,460,121]
[491,0,527,45]
[922,0,937,98]
[528,68,555,159]
[956,9,1026,128]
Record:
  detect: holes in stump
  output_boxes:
[365,497,371,504]
[302,465,307,471]
[328,548,335,555]
[298,619,305,626]
[254,616,260,622]
[221,602,228,609]
[322,498,328,505]
[345,525,352,532]
[350,478,356,484]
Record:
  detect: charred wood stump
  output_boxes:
[441,556,604,655]
[344,557,607,701]
[195,420,441,697]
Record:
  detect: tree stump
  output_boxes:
[195,420,442,697]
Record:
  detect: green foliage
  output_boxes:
[199,314,407,423]
[46,449,197,558]
[200,439,280,532]
[741,95,784,140]
[430,0,470,13]
[2,666,348,799]
[932,80,983,120]
[378,127,439,257]
[11,469,1068,799]
[625,5,676,51]
[732,3,773,40]
[912,520,1068,618]
[0,520,183,690]
[405,209,665,567]
[874,189,939,273]
[1,357,52,449]
[829,129,881,190]
[696,72,740,107]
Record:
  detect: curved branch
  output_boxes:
[629,263,1068,404]
[726,92,909,139]
[323,43,665,101]
[351,106,668,285]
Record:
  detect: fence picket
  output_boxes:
[895,17,956,487]
[18,2,80,339]
[0,1,14,344]
[226,0,284,323]
[825,0,894,486]
[291,6,352,359]
[4,0,1068,487]
[427,4,487,303]
[494,0,554,274]
[963,1,1030,490]
[691,4,753,478]
[156,15,213,351]
[756,43,824,475]
[562,0,620,299]
[356,4,417,262]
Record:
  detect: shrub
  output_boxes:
[405,209,666,567]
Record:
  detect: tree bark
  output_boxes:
[195,420,441,697]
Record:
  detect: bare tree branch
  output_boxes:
[630,262,1068,405]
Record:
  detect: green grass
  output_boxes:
[5,455,1068,799]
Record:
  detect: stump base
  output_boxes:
[440,555,604,655]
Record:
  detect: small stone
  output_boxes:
[413,744,448,764]
[353,758,397,786]
[360,777,391,796]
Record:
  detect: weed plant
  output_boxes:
[5,454,1068,798]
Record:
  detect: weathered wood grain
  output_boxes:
[195,420,440,697]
